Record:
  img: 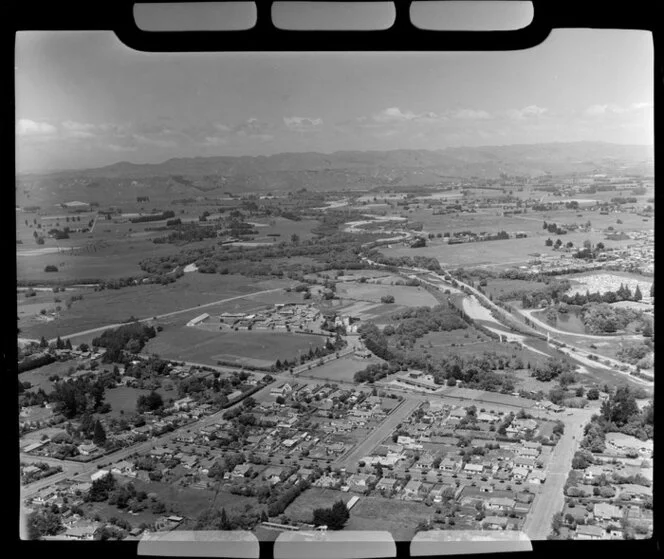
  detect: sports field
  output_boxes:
[302,355,385,382]
[144,328,326,367]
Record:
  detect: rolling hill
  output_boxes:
[16,142,654,206]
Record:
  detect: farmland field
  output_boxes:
[380,222,643,270]
[144,328,326,367]
[335,283,438,307]
[18,274,277,340]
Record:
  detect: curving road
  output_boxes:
[517,308,642,341]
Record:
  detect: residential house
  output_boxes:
[90,469,110,482]
[270,383,293,397]
[110,461,136,478]
[77,443,98,456]
[527,470,546,485]
[593,503,622,522]
[583,465,608,483]
[439,457,462,473]
[231,464,253,479]
[463,463,484,476]
[347,473,370,494]
[513,457,536,470]
[575,525,606,540]
[402,480,423,501]
[511,466,529,481]
[174,396,195,411]
[483,516,508,530]
[486,497,515,513]
[373,476,394,492]
[298,468,314,482]
[63,521,101,540]
[517,447,540,459]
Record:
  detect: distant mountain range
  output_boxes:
[17,142,654,204]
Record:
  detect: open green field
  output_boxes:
[19,359,82,392]
[248,217,320,242]
[243,290,309,305]
[284,488,352,523]
[144,328,326,367]
[302,355,385,382]
[344,495,434,540]
[335,283,438,307]
[104,385,179,418]
[19,274,273,340]
[131,480,260,519]
[482,278,552,300]
[16,234,207,283]
[80,500,160,529]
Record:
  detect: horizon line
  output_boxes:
[17,139,655,177]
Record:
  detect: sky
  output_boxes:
[15,24,653,173]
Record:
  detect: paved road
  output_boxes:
[47,288,283,343]
[334,398,422,469]
[521,408,593,540]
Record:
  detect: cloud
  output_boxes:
[368,107,493,125]
[61,120,98,138]
[582,103,651,117]
[452,109,492,120]
[132,134,178,148]
[283,116,323,131]
[107,143,137,152]
[630,102,653,111]
[16,118,57,136]
[202,136,229,146]
[372,107,422,123]
[234,117,273,137]
[506,105,548,119]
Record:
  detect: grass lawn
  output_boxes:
[144,329,326,367]
[20,359,81,392]
[131,480,260,519]
[284,488,351,523]
[345,495,434,540]
[104,385,177,418]
[304,355,385,382]
[82,500,160,529]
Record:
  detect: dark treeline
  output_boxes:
[92,321,157,361]
[354,349,524,393]
[366,250,442,272]
[581,385,654,452]
[153,222,218,244]
[383,304,468,350]
[141,232,379,278]
[130,210,175,223]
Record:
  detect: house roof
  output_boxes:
[576,525,605,537]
